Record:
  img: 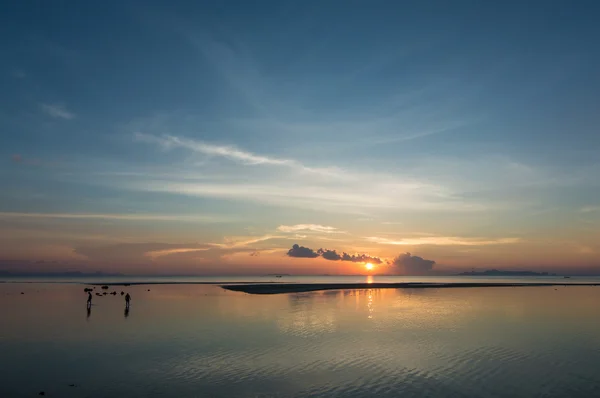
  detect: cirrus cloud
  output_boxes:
[277,224,345,234]
[366,236,520,246]
[134,132,342,177]
[41,103,75,120]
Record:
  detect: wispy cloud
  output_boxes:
[134,132,342,177]
[145,247,210,259]
[366,236,520,246]
[41,103,75,120]
[576,246,595,254]
[128,180,487,215]
[277,224,345,234]
[580,206,600,213]
[0,212,229,223]
[213,235,283,249]
[179,32,482,148]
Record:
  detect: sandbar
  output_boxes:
[221,282,600,294]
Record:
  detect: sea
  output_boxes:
[1,275,600,397]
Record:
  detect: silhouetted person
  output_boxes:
[87,305,91,319]
[124,306,130,318]
[125,293,131,309]
[87,292,92,308]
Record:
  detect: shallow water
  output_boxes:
[2,283,600,397]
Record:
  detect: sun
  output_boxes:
[365,262,374,271]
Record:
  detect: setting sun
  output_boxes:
[365,263,374,271]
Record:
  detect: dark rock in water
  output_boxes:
[39,392,45,396]
[102,292,107,295]
[95,292,102,296]
[84,288,93,292]
[121,291,124,295]
[101,285,109,290]
[68,384,76,387]
[21,292,24,294]
[147,289,150,291]
[111,291,117,295]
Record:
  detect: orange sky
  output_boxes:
[1,212,599,275]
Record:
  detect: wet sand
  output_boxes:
[221,282,600,294]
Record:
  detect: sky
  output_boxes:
[1,1,600,275]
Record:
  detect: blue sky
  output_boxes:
[1,1,599,274]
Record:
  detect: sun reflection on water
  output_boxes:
[367,290,374,319]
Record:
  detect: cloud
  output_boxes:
[115,132,506,215]
[287,244,383,264]
[215,235,282,249]
[41,103,75,120]
[341,252,384,264]
[0,212,229,223]
[277,224,345,234]
[74,242,261,266]
[75,243,207,263]
[287,244,319,258]
[393,252,436,274]
[577,246,594,254]
[131,180,478,216]
[580,206,600,213]
[317,248,342,260]
[134,133,341,177]
[144,247,210,259]
[366,236,520,246]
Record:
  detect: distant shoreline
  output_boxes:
[221,282,600,295]
[457,270,557,276]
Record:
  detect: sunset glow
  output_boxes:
[1,1,599,277]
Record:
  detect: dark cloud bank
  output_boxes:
[287,244,435,274]
[287,244,382,264]
[392,252,436,274]
[287,244,320,258]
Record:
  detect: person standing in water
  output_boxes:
[87,292,92,308]
[125,293,131,309]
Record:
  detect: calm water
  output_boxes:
[2,281,600,397]
[3,274,600,284]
